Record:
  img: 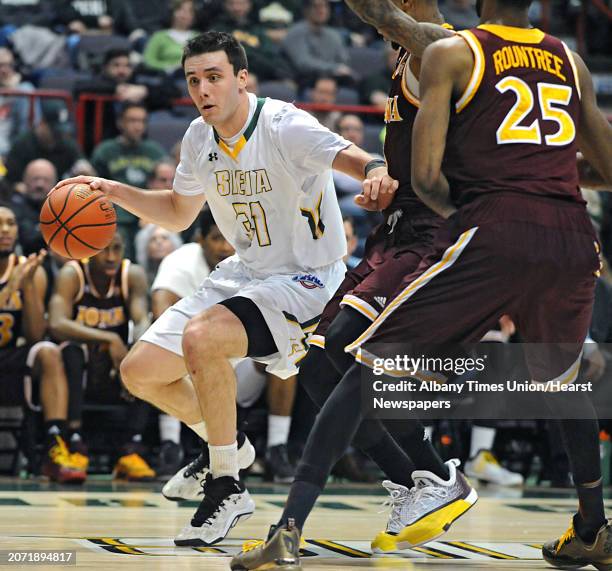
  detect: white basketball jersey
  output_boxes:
[173,94,349,275]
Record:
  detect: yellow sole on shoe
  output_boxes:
[373,489,478,552]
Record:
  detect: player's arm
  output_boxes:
[573,53,612,185]
[20,257,48,344]
[411,37,471,218]
[50,176,207,233]
[48,264,124,347]
[344,0,453,57]
[127,264,150,340]
[152,289,180,320]
[332,145,399,211]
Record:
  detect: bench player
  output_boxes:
[49,231,155,481]
[230,0,612,567]
[52,31,397,546]
[0,203,82,483]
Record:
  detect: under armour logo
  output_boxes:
[209,152,218,161]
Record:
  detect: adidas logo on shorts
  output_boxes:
[374,296,387,308]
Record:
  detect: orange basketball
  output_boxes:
[39,183,117,260]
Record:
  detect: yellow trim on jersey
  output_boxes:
[401,55,421,108]
[308,334,325,349]
[455,31,486,113]
[477,24,545,44]
[561,41,581,100]
[340,295,378,321]
[392,51,408,80]
[217,136,247,161]
[346,227,478,354]
[0,253,16,284]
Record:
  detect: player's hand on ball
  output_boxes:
[51,176,118,200]
[356,167,399,211]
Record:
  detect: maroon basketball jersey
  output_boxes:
[384,48,439,218]
[443,25,583,206]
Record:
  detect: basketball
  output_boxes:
[39,183,117,260]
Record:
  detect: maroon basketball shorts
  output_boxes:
[346,194,601,385]
[310,216,439,350]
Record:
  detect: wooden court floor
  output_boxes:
[0,477,601,570]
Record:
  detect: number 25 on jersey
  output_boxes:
[496,76,576,146]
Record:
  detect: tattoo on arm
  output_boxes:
[345,0,453,57]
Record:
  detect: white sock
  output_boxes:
[267,415,291,448]
[188,421,208,442]
[470,426,496,458]
[159,414,181,444]
[209,442,239,480]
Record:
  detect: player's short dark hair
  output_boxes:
[199,207,218,239]
[181,31,248,74]
[103,48,130,66]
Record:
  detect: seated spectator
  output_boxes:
[55,0,137,35]
[259,2,293,46]
[5,101,81,184]
[149,158,177,190]
[283,0,351,87]
[74,48,180,154]
[359,44,397,110]
[135,224,183,285]
[214,0,258,28]
[253,0,301,21]
[49,231,155,482]
[343,216,360,270]
[0,203,82,483]
[10,159,57,256]
[441,0,479,30]
[0,47,37,158]
[143,0,197,75]
[215,0,293,81]
[307,76,340,130]
[90,102,166,261]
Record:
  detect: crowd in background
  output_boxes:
[0,0,611,487]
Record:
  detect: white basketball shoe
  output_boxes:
[174,474,256,546]
[162,432,256,501]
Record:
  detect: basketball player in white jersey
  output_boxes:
[52,31,397,546]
